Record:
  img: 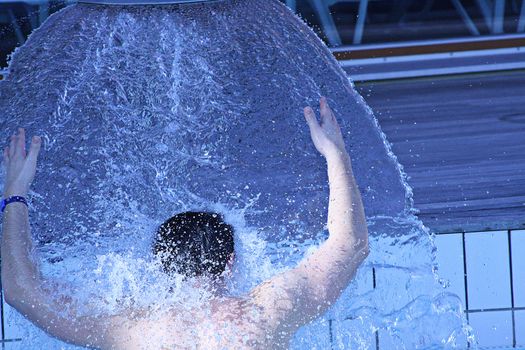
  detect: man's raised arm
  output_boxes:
[1,129,121,349]
[250,97,369,333]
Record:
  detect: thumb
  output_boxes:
[27,136,42,164]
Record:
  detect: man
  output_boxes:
[1,97,369,349]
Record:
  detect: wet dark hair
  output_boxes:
[153,212,234,279]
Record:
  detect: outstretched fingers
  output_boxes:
[16,128,26,158]
[27,136,42,165]
[320,96,335,123]
[9,134,16,158]
[4,129,41,165]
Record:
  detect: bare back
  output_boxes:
[109,296,292,350]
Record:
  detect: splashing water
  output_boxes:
[0,0,473,348]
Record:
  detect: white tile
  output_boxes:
[468,311,513,348]
[291,317,332,350]
[511,230,525,308]
[378,329,397,349]
[354,266,375,295]
[377,319,469,349]
[0,340,24,350]
[326,268,375,349]
[332,319,376,350]
[336,265,374,306]
[374,267,413,310]
[516,310,525,348]
[434,233,466,309]
[464,231,511,310]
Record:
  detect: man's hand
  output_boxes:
[3,128,42,198]
[249,96,368,334]
[304,97,346,159]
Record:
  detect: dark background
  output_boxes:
[2,0,525,68]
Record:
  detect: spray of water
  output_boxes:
[0,0,473,348]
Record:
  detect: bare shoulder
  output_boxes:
[249,274,296,313]
[247,271,304,333]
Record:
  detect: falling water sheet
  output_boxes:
[0,1,471,348]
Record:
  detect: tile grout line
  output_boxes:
[329,318,334,350]
[508,229,516,348]
[467,306,525,313]
[434,228,525,236]
[462,231,470,348]
[373,268,379,350]
[462,231,470,312]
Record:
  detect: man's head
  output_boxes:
[153,212,235,280]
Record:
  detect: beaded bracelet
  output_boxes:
[0,196,28,212]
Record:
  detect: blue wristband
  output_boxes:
[1,196,28,213]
